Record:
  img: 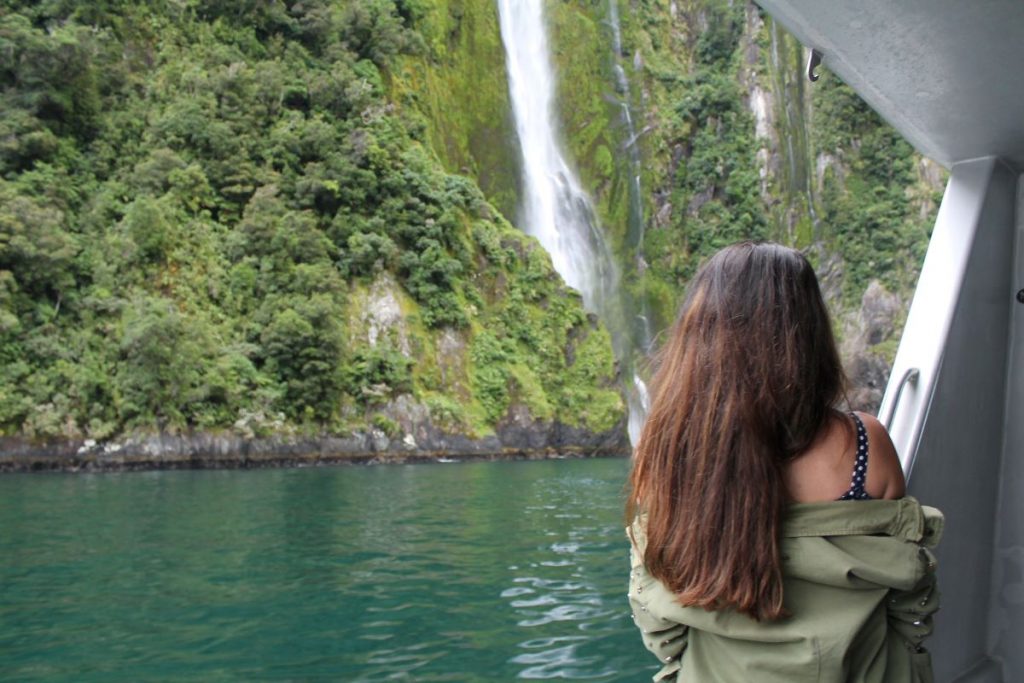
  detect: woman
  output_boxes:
[627,242,941,682]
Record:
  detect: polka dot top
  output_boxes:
[837,413,872,501]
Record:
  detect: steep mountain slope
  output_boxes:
[403,0,943,411]
[0,0,941,461]
[0,1,623,456]
[618,1,945,408]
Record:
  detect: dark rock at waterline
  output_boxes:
[0,406,630,473]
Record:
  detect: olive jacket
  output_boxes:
[627,497,943,683]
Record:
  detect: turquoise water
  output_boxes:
[0,458,655,682]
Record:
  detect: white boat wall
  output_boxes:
[755,2,1024,681]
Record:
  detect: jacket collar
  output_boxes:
[784,496,943,547]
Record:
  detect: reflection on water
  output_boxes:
[0,458,654,682]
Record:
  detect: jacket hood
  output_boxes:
[784,496,943,545]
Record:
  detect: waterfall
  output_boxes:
[497,0,649,445]
[495,0,617,312]
[608,0,644,262]
[607,0,654,444]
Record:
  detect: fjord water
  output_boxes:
[0,458,653,682]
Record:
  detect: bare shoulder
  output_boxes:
[855,411,906,499]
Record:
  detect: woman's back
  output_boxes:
[629,408,939,683]
[628,495,943,682]
[626,242,940,682]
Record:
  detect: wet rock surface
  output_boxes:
[842,280,903,413]
[0,399,630,473]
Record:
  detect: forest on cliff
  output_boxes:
[0,0,943,448]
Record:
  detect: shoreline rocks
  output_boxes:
[0,417,631,473]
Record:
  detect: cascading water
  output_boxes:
[608,0,645,264]
[768,21,819,234]
[497,0,650,444]
[607,0,654,443]
[496,0,618,313]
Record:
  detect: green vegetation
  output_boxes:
[611,1,770,327]
[389,0,520,218]
[0,0,941,443]
[0,0,622,441]
[811,72,933,303]
[614,1,939,330]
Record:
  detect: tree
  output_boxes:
[116,296,208,427]
[258,294,345,420]
[0,184,78,306]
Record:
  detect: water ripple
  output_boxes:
[0,458,653,682]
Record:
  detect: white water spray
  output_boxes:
[497,0,649,444]
[496,0,617,312]
[608,0,653,443]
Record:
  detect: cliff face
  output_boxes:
[616,1,944,409]
[0,0,626,457]
[563,1,943,410]
[0,0,942,463]
[389,0,521,218]
[407,0,943,413]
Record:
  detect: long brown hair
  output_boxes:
[627,241,845,622]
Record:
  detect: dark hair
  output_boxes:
[626,241,846,621]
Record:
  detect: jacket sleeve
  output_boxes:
[886,546,939,647]
[628,534,689,682]
[886,505,943,681]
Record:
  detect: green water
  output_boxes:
[0,458,654,682]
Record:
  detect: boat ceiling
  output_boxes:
[755,0,1024,171]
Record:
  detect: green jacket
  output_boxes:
[628,497,943,683]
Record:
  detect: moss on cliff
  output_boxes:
[389,0,522,219]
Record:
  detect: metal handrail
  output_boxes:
[881,367,920,431]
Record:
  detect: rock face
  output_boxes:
[436,328,468,395]
[0,0,944,463]
[842,280,903,412]
[362,273,410,355]
[0,397,630,472]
